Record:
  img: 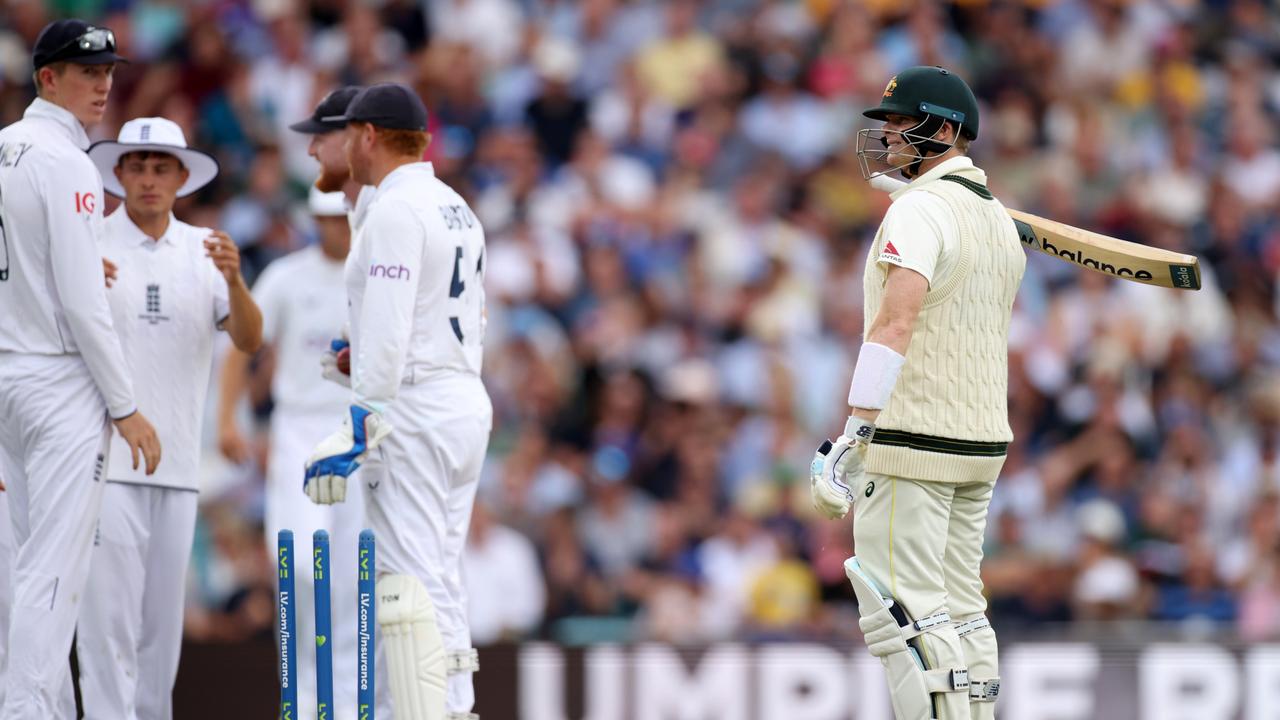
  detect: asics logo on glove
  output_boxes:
[809,417,876,520]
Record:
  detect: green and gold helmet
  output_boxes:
[863,65,980,140]
[857,66,980,180]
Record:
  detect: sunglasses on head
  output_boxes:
[51,27,116,59]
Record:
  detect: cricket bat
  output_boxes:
[868,175,1201,290]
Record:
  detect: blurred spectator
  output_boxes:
[635,0,725,110]
[576,445,655,579]
[525,38,589,167]
[1072,499,1142,621]
[465,502,546,644]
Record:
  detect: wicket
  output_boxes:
[278,528,376,720]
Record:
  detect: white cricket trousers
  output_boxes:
[363,375,491,719]
[266,408,366,720]
[0,493,75,718]
[77,482,197,720]
[853,471,1002,720]
[0,354,110,719]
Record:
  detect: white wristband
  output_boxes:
[847,342,906,409]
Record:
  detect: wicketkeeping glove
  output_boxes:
[304,404,392,504]
[810,416,876,520]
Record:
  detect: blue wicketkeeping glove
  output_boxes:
[303,404,392,504]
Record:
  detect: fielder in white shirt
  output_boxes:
[0,20,162,718]
[217,187,365,720]
[75,117,263,720]
[304,83,491,720]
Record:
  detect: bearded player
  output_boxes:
[810,66,1024,720]
[304,84,490,720]
[217,86,368,720]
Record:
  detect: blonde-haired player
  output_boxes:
[811,66,1024,720]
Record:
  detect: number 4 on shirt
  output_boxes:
[449,246,465,342]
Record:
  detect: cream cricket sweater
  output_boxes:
[862,159,1026,484]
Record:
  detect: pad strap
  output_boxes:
[954,615,991,637]
[924,668,970,693]
[970,678,1000,702]
[448,648,479,674]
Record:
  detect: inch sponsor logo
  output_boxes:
[74,191,96,214]
[369,263,411,281]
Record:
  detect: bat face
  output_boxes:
[1010,218,1201,290]
[1007,210,1201,291]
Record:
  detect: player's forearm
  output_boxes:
[351,293,413,411]
[217,347,251,430]
[224,280,263,353]
[351,337,407,412]
[849,266,927,422]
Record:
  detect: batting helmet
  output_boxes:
[863,66,980,141]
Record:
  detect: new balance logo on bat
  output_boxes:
[1013,219,1164,283]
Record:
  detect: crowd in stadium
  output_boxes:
[3,0,1279,646]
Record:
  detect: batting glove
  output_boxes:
[810,416,876,520]
[320,338,352,388]
[304,404,392,504]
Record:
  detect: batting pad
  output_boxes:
[377,573,449,720]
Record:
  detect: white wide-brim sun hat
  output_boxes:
[88,117,219,198]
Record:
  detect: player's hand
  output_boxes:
[204,231,244,288]
[303,404,391,504]
[113,411,163,475]
[320,338,352,388]
[810,416,876,520]
[103,258,118,288]
[218,420,251,465]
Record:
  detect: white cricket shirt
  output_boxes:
[345,162,486,410]
[0,98,136,418]
[101,208,230,489]
[253,245,350,415]
[349,184,374,234]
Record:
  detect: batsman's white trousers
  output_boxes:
[0,354,110,719]
[77,483,197,720]
[266,407,366,720]
[853,470,1001,719]
[362,374,491,719]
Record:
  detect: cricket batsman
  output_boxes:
[303,84,490,720]
[810,66,1025,720]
